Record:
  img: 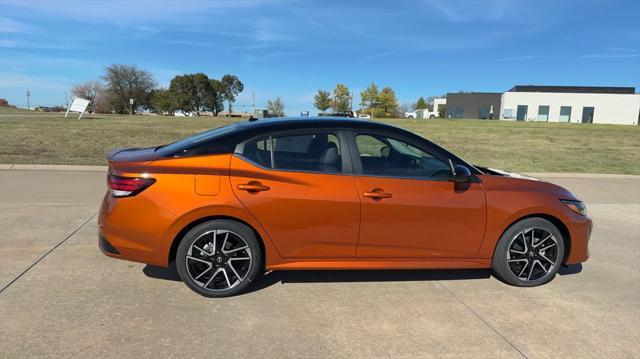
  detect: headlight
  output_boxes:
[560,199,587,216]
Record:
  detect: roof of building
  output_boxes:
[446,92,502,95]
[508,85,635,94]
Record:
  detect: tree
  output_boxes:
[206,79,225,116]
[167,73,214,115]
[192,73,211,115]
[169,74,197,114]
[150,88,177,115]
[378,87,399,118]
[399,102,414,115]
[313,90,332,113]
[416,97,427,109]
[71,79,108,113]
[221,74,244,114]
[267,97,285,117]
[360,83,379,117]
[332,84,351,112]
[102,64,156,114]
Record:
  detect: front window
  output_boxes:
[355,134,451,179]
[242,132,342,173]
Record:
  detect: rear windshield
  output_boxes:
[155,123,243,156]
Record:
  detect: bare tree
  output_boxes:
[103,64,157,114]
[267,97,285,117]
[71,79,108,113]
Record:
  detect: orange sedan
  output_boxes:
[99,117,591,297]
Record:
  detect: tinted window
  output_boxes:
[157,123,243,157]
[243,133,342,173]
[355,134,451,179]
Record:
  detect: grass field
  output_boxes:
[1,109,639,174]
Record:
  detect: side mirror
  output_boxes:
[449,160,472,183]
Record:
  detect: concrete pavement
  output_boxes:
[0,170,638,358]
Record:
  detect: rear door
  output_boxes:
[230,130,360,258]
[350,131,487,259]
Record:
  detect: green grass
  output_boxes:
[0,109,638,174]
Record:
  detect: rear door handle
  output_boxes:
[237,181,270,192]
[363,188,393,199]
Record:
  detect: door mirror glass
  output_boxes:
[451,164,472,183]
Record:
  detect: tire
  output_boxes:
[429,115,435,119]
[176,220,262,297]
[407,115,414,119]
[492,217,565,287]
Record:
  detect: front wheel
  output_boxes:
[492,218,565,287]
[176,220,262,297]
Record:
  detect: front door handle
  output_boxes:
[237,181,270,192]
[363,188,393,200]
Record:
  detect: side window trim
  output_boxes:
[347,129,454,181]
[234,128,354,175]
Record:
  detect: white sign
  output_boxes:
[129,98,134,105]
[65,97,90,120]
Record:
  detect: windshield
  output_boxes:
[155,123,242,155]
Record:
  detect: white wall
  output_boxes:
[499,92,640,125]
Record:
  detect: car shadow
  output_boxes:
[558,263,583,275]
[143,264,497,293]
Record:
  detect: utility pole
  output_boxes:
[252,91,255,114]
[26,90,31,110]
[129,98,134,115]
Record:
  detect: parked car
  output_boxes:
[100,117,591,297]
[405,98,446,119]
[405,108,438,119]
[328,111,356,118]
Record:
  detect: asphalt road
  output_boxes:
[0,170,638,358]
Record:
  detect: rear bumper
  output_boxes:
[98,192,176,266]
[564,215,592,265]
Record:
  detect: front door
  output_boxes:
[516,105,528,121]
[230,131,360,258]
[351,133,486,259]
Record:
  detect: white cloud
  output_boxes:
[2,0,283,24]
[0,17,40,33]
[581,53,639,59]
[497,55,541,61]
[425,0,520,23]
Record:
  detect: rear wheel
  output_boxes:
[492,218,565,287]
[176,220,262,297]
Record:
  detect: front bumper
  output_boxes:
[564,214,592,265]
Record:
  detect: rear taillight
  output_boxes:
[107,174,156,197]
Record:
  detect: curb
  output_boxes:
[1,164,108,172]
[525,172,639,179]
[0,164,638,179]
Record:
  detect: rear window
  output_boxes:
[242,132,342,173]
[156,123,243,157]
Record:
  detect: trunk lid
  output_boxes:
[107,147,160,174]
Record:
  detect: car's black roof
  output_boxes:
[236,116,404,133]
[156,116,479,174]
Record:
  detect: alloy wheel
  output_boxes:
[185,230,252,291]
[506,227,559,282]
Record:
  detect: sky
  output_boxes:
[0,0,638,115]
